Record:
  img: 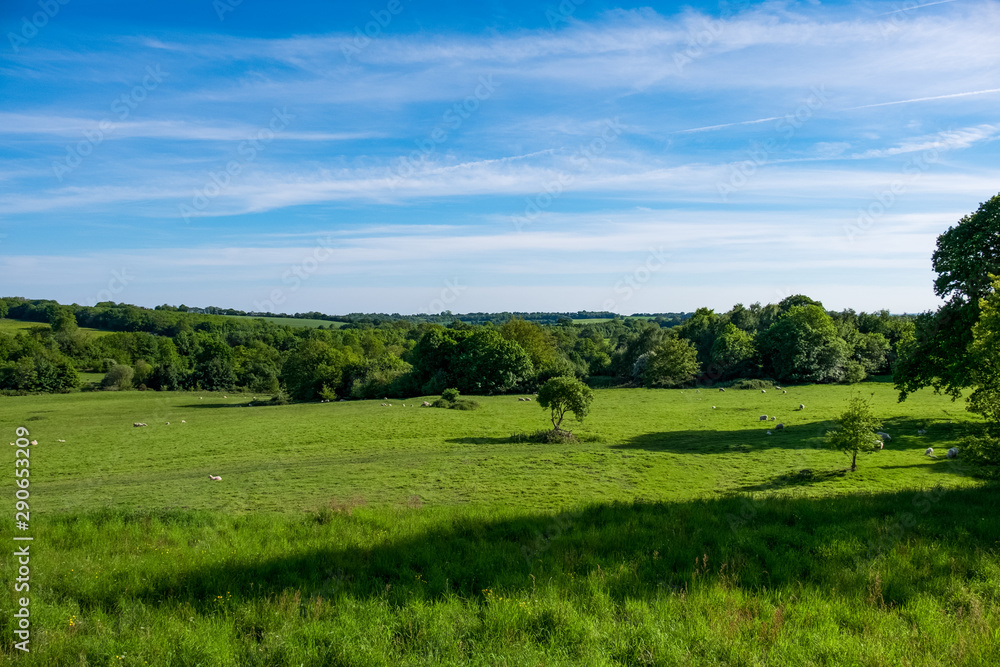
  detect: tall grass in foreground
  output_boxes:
[2,487,999,665]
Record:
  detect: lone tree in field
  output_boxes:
[536,376,594,433]
[827,393,882,471]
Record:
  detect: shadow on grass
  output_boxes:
[614,423,835,453]
[57,484,1000,616]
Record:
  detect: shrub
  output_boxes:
[101,363,134,391]
[431,388,480,411]
[728,378,776,390]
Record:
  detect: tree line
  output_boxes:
[0,293,910,399]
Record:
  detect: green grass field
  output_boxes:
[2,383,998,664]
[227,316,344,329]
[0,318,115,338]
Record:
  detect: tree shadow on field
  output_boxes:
[614,422,836,454]
[61,485,1000,618]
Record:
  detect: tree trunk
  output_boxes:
[851,449,857,471]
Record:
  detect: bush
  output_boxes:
[841,360,867,384]
[728,378,776,390]
[961,433,1000,470]
[101,363,134,391]
[269,388,290,405]
[431,388,480,411]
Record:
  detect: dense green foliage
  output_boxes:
[0,294,914,398]
[895,193,1000,401]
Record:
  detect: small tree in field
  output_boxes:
[827,393,882,471]
[536,376,594,433]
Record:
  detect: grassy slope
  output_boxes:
[1,384,997,665]
[13,383,983,515]
[0,318,114,337]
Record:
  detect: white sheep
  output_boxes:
[947,447,959,459]
[917,429,927,435]
[876,431,891,442]
[766,430,772,435]
[719,388,725,392]
[761,389,767,393]
[782,390,787,394]
[422,401,431,407]
[925,447,935,458]
[798,404,805,410]
[209,475,222,481]
[712,406,717,409]
[181,420,186,423]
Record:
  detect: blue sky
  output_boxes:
[1,0,998,315]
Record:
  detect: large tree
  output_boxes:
[757,305,849,383]
[896,193,1000,401]
[641,336,701,388]
[967,275,1000,427]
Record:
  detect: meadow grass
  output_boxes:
[1,383,998,664]
[0,318,114,338]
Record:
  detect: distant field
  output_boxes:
[227,315,344,328]
[3,383,997,665]
[0,317,115,337]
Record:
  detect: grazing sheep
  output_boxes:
[769,416,776,421]
[165,422,170,425]
[798,404,805,410]
[223,396,227,399]
[381,403,387,406]
[776,423,784,430]
[874,440,884,450]
[719,388,725,392]
[209,475,222,481]
[132,422,147,427]
[766,430,772,435]
[876,431,891,442]
[422,401,431,407]
[947,447,959,459]
[759,415,768,421]
[181,420,186,423]
[57,439,66,442]
[782,390,787,394]
[917,429,927,435]
[518,398,525,401]
[525,398,532,401]
[761,389,767,393]
[925,447,935,458]
[712,406,717,409]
